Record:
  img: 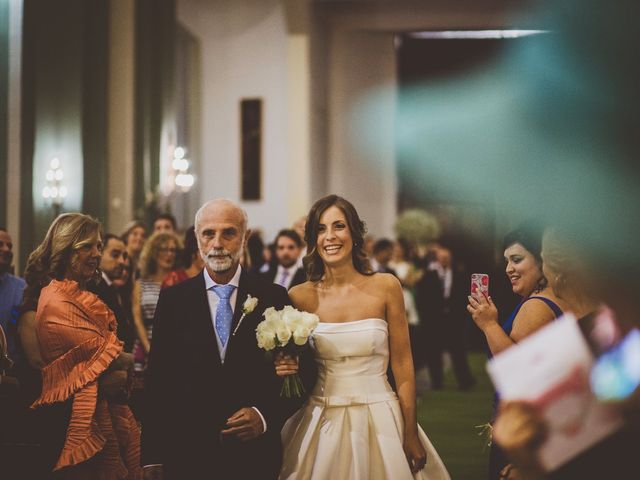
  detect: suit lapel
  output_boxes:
[231,268,250,334]
[190,273,222,364]
[225,269,257,364]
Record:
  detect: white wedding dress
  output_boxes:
[280,318,451,480]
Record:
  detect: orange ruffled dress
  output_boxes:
[32,279,142,480]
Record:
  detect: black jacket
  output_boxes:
[260,265,307,290]
[142,269,316,479]
[89,277,135,352]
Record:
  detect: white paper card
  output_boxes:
[487,314,623,471]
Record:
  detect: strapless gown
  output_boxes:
[280,319,450,480]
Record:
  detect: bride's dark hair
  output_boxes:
[303,195,373,282]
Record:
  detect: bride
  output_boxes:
[275,195,450,480]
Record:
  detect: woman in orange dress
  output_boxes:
[26,213,142,479]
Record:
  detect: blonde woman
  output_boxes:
[25,213,140,478]
[121,220,147,272]
[132,232,180,371]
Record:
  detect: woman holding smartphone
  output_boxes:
[467,223,568,479]
[467,224,568,354]
[492,227,638,480]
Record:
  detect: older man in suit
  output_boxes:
[142,199,314,479]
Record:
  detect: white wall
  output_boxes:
[177,0,295,242]
[176,0,525,242]
[326,30,397,239]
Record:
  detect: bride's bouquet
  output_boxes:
[256,305,319,398]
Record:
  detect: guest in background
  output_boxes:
[262,242,275,273]
[467,224,569,479]
[261,229,306,290]
[89,233,135,352]
[389,239,422,368]
[121,220,147,268]
[153,212,177,234]
[370,238,397,275]
[0,228,26,363]
[414,248,446,385]
[467,225,568,355]
[114,254,135,345]
[162,226,204,288]
[246,230,268,274]
[25,213,141,478]
[390,239,420,288]
[363,234,376,259]
[132,232,179,370]
[0,323,17,393]
[433,246,475,390]
[291,215,307,268]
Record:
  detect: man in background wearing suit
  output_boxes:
[142,199,314,479]
[90,234,135,352]
[262,229,306,290]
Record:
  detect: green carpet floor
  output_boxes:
[417,352,494,480]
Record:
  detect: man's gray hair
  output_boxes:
[194,198,248,233]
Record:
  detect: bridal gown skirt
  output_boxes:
[280,319,450,480]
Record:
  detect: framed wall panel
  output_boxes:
[240,98,262,201]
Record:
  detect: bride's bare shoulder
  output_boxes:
[289,281,319,311]
[367,272,401,291]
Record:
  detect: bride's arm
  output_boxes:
[385,274,427,473]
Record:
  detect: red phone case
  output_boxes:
[471,273,489,297]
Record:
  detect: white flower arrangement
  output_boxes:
[394,208,440,245]
[256,305,319,397]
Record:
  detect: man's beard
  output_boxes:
[202,248,240,273]
[279,256,297,269]
[103,265,123,282]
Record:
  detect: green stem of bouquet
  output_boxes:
[281,374,305,398]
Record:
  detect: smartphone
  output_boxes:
[591,328,640,401]
[470,273,489,297]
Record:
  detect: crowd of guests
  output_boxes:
[2,207,639,479]
[0,210,477,474]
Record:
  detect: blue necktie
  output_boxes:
[212,284,236,347]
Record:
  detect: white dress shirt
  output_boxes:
[101,271,113,286]
[441,267,453,300]
[275,264,298,290]
[204,265,241,362]
[202,265,267,432]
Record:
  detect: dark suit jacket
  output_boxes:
[261,265,306,290]
[414,268,445,328]
[89,277,135,352]
[142,268,315,479]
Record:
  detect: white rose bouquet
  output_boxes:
[256,305,319,398]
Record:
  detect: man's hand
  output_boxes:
[109,352,134,372]
[143,464,164,480]
[98,370,128,398]
[221,407,264,441]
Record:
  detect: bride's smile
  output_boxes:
[317,206,353,265]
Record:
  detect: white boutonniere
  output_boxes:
[232,294,259,336]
